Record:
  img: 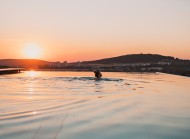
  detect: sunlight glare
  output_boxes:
[23,43,42,59]
[27,70,38,77]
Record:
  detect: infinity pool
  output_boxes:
[0,71,190,139]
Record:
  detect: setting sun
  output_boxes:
[23,43,42,59]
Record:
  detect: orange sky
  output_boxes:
[0,0,190,62]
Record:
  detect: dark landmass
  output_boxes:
[82,54,175,64]
[0,59,53,68]
[0,54,190,77]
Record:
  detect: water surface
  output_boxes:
[0,71,190,139]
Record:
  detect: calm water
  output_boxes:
[0,71,190,139]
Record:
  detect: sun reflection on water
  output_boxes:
[27,70,38,77]
[32,111,37,115]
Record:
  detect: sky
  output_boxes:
[0,0,190,62]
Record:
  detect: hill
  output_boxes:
[0,59,52,67]
[82,54,177,64]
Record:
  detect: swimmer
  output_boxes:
[94,70,102,79]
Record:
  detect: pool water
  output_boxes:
[0,71,190,139]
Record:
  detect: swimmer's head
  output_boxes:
[94,70,102,78]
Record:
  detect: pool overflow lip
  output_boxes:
[0,68,23,75]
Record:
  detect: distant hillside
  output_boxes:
[82,54,177,64]
[0,54,189,68]
[0,59,52,67]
